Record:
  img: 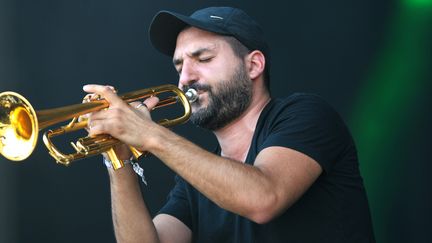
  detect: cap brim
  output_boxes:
[149,11,230,57]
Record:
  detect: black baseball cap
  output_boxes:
[148,6,270,62]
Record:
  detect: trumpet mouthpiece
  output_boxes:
[185,89,198,103]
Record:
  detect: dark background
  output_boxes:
[0,0,431,242]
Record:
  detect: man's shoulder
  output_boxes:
[268,92,336,116]
[260,92,347,139]
[276,92,331,106]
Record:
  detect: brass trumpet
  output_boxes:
[0,84,198,169]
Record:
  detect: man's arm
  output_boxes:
[108,165,158,243]
[154,214,192,243]
[85,84,322,224]
[84,88,192,243]
[108,166,192,243]
[150,129,322,224]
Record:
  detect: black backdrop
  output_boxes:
[1,1,430,242]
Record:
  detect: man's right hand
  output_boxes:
[80,86,133,161]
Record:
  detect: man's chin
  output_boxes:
[191,103,205,115]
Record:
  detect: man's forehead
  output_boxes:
[177,26,220,41]
[175,28,225,51]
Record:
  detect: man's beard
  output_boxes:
[183,63,253,131]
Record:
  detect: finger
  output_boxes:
[88,108,113,122]
[83,84,123,106]
[89,93,102,101]
[82,94,92,103]
[83,85,117,94]
[78,114,89,123]
[87,117,115,136]
[106,85,117,93]
[88,123,105,136]
[143,96,160,110]
[129,101,145,109]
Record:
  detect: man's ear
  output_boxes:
[246,50,265,80]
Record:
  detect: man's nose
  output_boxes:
[178,61,198,87]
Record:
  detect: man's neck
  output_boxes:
[214,92,270,162]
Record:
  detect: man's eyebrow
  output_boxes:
[173,58,182,66]
[173,47,216,66]
[190,47,214,57]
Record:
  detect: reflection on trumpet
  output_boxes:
[0,84,198,169]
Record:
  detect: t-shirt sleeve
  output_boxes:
[259,95,351,173]
[157,175,193,229]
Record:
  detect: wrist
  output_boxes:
[103,156,148,186]
[140,124,167,152]
[106,162,137,186]
[103,156,133,169]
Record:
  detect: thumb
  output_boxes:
[83,84,124,107]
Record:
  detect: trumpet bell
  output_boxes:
[0,92,39,161]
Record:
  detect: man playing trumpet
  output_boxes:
[84,6,375,243]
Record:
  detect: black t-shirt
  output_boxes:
[158,93,375,243]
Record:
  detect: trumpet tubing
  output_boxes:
[0,84,197,167]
